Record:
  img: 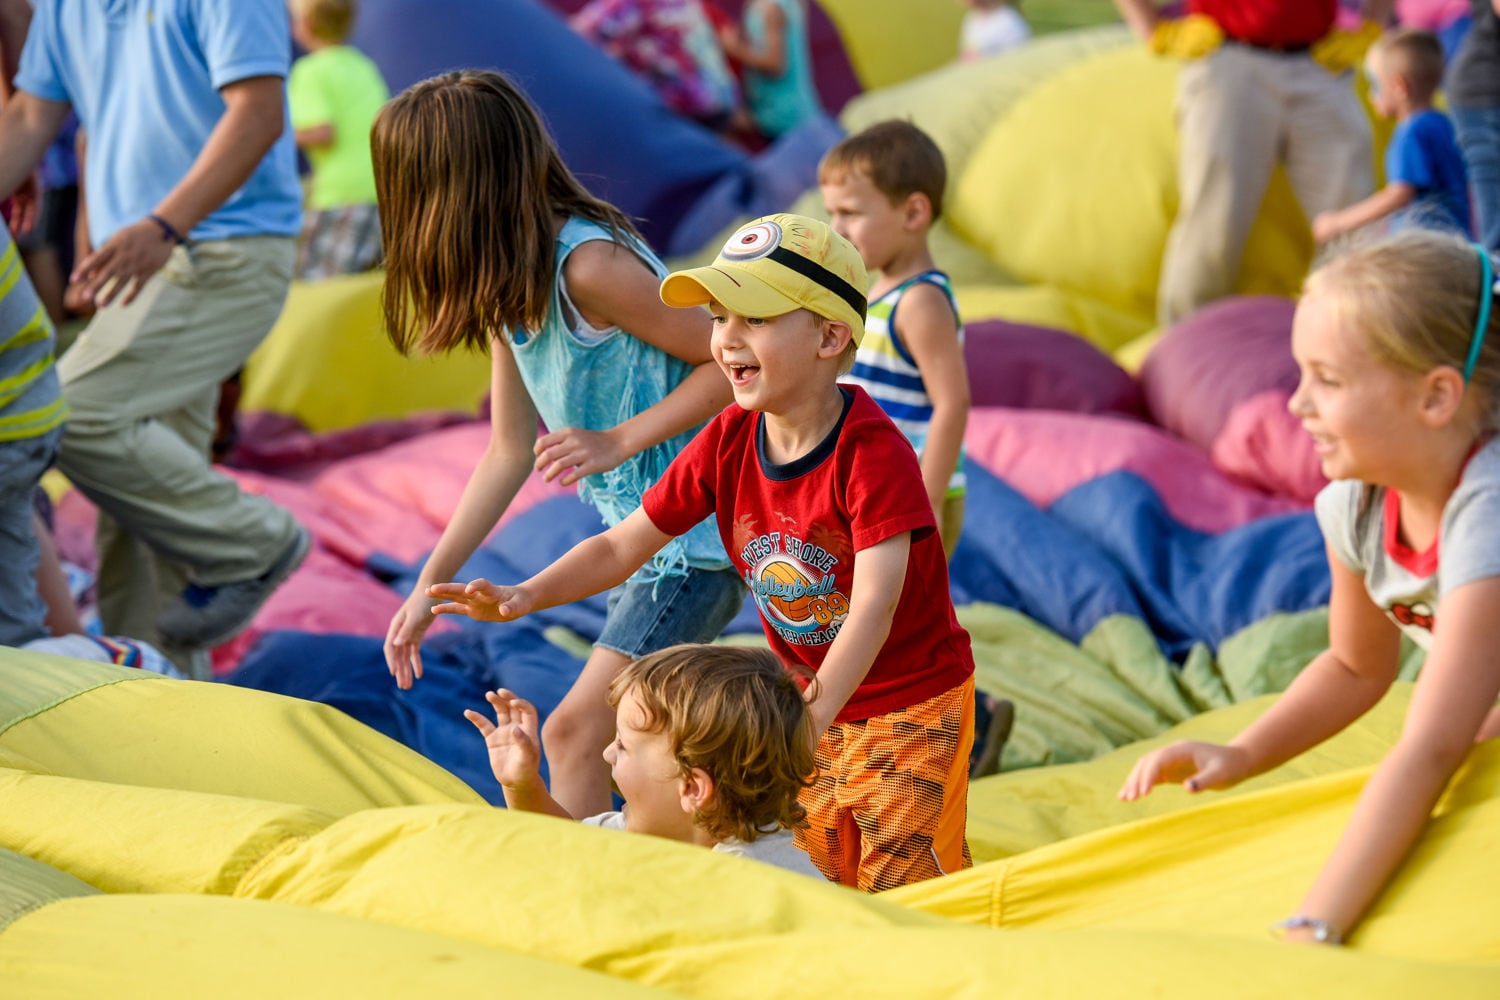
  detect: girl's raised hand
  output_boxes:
[463,688,542,788]
[384,591,440,690]
[428,579,533,622]
[533,426,625,486]
[1118,740,1251,801]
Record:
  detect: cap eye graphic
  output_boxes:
[721,220,783,261]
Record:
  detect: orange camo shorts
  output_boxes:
[795,676,974,892]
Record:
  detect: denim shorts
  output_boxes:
[0,424,64,647]
[595,564,746,659]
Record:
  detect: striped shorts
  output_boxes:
[795,676,974,892]
[295,203,383,281]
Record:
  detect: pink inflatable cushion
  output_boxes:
[963,407,1305,535]
[1210,389,1327,505]
[305,422,577,567]
[965,319,1145,417]
[1138,296,1298,451]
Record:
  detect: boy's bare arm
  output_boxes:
[897,283,969,514]
[804,533,910,735]
[1312,183,1415,243]
[429,508,674,623]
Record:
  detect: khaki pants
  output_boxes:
[56,236,297,675]
[1159,45,1373,324]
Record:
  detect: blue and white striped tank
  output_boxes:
[842,269,965,495]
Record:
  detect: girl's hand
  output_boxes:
[1118,740,1251,801]
[463,688,543,789]
[533,426,625,485]
[385,590,440,690]
[428,578,534,622]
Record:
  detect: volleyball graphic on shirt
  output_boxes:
[749,556,849,641]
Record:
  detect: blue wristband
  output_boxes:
[147,213,189,246]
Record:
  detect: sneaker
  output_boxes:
[969,695,1015,780]
[156,524,311,647]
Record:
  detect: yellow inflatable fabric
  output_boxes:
[2,649,1497,996]
[240,270,491,433]
[814,25,1396,350]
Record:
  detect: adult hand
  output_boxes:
[463,688,543,789]
[428,578,534,623]
[1148,14,1225,59]
[533,425,625,486]
[1117,740,1251,801]
[72,217,177,308]
[385,590,440,690]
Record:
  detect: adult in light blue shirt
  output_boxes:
[0,0,308,678]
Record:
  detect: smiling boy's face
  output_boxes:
[708,300,842,413]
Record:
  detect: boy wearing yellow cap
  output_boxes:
[429,214,976,892]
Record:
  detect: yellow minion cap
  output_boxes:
[660,214,869,345]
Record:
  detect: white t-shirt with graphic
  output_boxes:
[1314,438,1500,650]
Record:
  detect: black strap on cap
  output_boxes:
[767,245,867,321]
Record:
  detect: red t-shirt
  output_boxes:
[642,387,974,723]
[1191,0,1335,48]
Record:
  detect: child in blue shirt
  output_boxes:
[1314,29,1471,241]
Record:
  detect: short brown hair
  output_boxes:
[608,644,815,844]
[373,70,644,356]
[1307,229,1500,430]
[819,119,947,221]
[1372,28,1446,102]
[290,0,357,44]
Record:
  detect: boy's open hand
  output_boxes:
[427,579,533,622]
[1118,740,1251,801]
[464,689,542,789]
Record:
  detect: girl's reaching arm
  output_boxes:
[533,240,732,486]
[1291,576,1500,941]
[384,340,540,688]
[1122,547,1402,798]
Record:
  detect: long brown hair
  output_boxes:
[373,69,644,355]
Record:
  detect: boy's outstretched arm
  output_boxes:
[804,533,909,735]
[1312,183,1414,243]
[429,508,674,623]
[464,689,572,819]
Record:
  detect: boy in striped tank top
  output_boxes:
[820,120,971,556]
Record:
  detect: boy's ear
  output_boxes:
[679,766,715,815]
[817,318,854,359]
[902,191,933,230]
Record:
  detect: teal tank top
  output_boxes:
[508,217,729,580]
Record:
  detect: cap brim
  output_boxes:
[660,264,801,318]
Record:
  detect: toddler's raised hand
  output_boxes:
[1118,740,1251,801]
[428,579,533,622]
[463,689,542,789]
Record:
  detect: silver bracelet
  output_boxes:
[1270,915,1343,945]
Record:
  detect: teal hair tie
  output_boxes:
[1467,244,1494,383]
